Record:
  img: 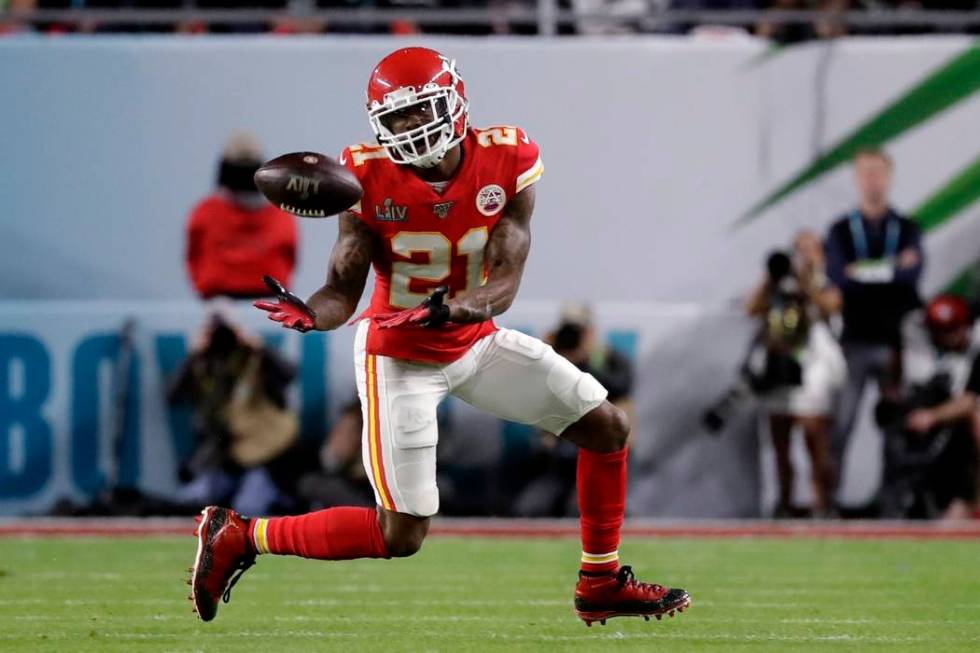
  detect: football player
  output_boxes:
[190,47,690,627]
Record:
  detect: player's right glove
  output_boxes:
[253,275,317,332]
[374,286,451,329]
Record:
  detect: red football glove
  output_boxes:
[374,286,451,329]
[254,275,316,332]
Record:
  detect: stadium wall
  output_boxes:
[1,36,978,516]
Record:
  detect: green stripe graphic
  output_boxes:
[740,45,980,225]
[942,260,979,298]
[912,154,980,298]
[912,152,980,232]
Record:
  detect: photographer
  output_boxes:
[548,303,633,406]
[876,295,979,519]
[296,397,375,510]
[169,312,299,515]
[743,246,846,517]
[512,304,633,517]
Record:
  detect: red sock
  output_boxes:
[577,447,628,574]
[251,507,389,560]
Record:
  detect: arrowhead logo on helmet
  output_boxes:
[366,47,470,170]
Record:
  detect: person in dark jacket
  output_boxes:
[824,148,924,490]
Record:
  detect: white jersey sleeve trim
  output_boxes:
[516,156,544,193]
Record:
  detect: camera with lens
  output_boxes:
[755,251,808,390]
[874,373,953,433]
[553,321,585,354]
[703,250,810,433]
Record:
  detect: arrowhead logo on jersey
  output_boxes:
[432,201,455,219]
[475,184,506,217]
[375,198,408,221]
[286,175,320,200]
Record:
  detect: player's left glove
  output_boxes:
[253,275,317,332]
[374,286,451,329]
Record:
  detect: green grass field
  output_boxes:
[1,535,978,652]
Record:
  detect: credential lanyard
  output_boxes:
[849,210,899,261]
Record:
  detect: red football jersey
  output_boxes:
[341,126,543,363]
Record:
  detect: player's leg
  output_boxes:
[350,321,447,554]
[253,321,446,558]
[559,401,630,573]
[561,405,689,625]
[450,329,689,625]
[189,322,444,621]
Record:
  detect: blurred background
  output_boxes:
[1,4,978,523]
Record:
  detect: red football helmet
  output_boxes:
[366,47,469,168]
[925,295,972,333]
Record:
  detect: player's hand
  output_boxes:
[254,275,317,332]
[374,286,450,329]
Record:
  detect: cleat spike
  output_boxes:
[644,616,650,621]
[585,621,592,628]
[656,614,662,621]
[600,619,606,626]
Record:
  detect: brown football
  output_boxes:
[254,152,362,218]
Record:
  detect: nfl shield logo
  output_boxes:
[433,201,455,219]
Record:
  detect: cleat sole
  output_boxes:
[189,507,219,622]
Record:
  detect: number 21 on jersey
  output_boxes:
[389,228,489,308]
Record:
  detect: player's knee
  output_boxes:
[589,402,629,452]
[605,403,630,450]
[380,513,430,558]
[384,529,427,558]
[566,401,630,453]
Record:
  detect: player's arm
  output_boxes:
[447,184,535,324]
[305,212,376,331]
[256,212,374,332]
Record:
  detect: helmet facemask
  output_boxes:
[368,84,468,169]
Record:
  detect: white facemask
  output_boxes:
[368,85,468,168]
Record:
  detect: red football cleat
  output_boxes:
[574,565,691,626]
[189,506,256,622]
